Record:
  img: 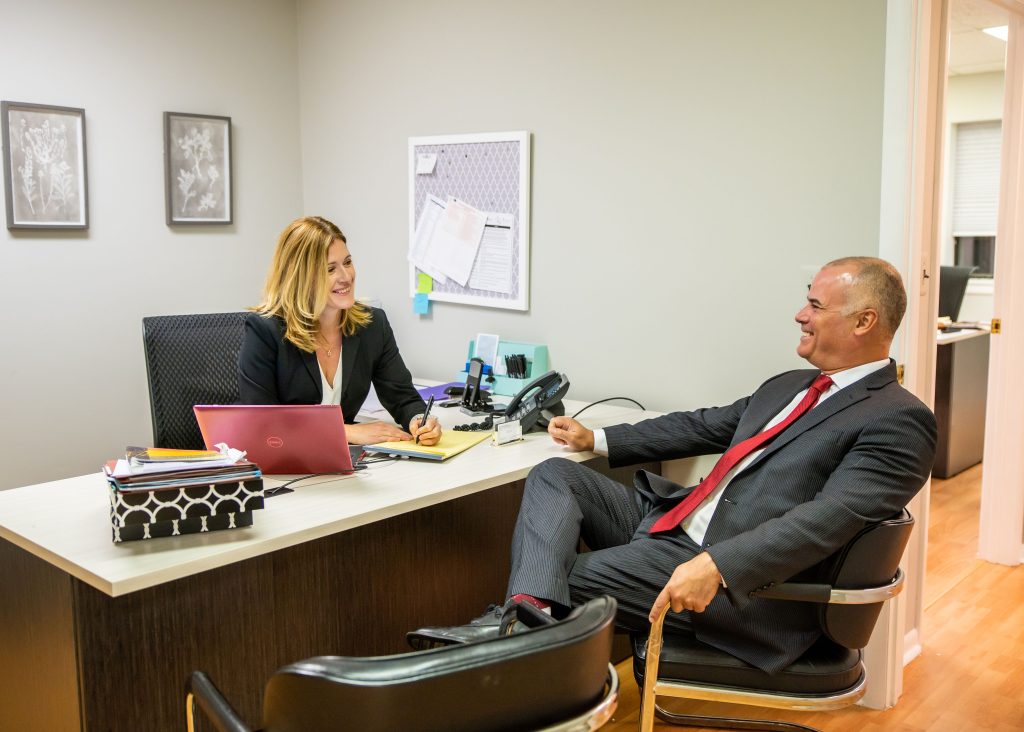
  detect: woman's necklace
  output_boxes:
[319,333,340,357]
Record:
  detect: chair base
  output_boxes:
[639,672,866,732]
[538,663,619,731]
[653,703,820,731]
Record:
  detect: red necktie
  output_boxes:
[649,373,835,535]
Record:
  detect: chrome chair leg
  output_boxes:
[654,703,820,732]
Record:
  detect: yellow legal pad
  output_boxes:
[363,430,491,461]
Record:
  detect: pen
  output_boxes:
[416,395,435,444]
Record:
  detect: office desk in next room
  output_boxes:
[933,329,990,479]
[0,399,660,732]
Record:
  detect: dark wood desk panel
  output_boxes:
[0,455,659,732]
[934,332,989,478]
[0,542,81,732]
[0,480,524,732]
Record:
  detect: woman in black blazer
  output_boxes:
[238,216,441,446]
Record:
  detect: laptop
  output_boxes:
[194,404,355,474]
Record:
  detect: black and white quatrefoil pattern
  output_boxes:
[109,479,264,542]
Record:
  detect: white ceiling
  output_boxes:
[949,0,1010,76]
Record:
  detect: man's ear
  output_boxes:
[853,308,879,334]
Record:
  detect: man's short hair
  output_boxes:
[826,256,907,337]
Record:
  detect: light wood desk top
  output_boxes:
[936,327,989,345]
[0,399,658,597]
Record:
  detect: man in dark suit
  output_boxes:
[409,257,937,674]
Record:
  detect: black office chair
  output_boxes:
[634,510,915,732]
[186,596,619,732]
[142,312,248,450]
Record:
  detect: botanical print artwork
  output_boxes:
[166,114,230,222]
[7,108,85,225]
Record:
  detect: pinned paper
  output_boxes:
[417,273,433,294]
[423,197,488,287]
[408,195,449,284]
[416,153,438,174]
[413,292,430,315]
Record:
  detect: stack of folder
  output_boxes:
[104,447,264,543]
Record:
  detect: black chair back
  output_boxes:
[142,312,248,449]
[818,509,914,648]
[260,597,617,732]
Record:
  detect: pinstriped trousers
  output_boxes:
[507,457,697,635]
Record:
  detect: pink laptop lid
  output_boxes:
[194,404,354,475]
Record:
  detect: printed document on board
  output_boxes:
[422,197,488,287]
[468,213,514,294]
[409,195,449,284]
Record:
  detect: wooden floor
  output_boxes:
[602,464,1024,731]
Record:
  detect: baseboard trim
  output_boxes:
[903,628,921,666]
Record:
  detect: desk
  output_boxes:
[933,329,990,478]
[0,399,659,732]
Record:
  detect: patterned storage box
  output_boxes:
[108,478,264,543]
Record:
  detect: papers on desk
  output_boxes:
[409,195,516,294]
[107,445,248,479]
[102,446,265,544]
[363,430,490,461]
[103,446,260,493]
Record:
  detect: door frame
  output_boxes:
[865,0,949,709]
[977,5,1024,565]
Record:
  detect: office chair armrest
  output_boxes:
[186,671,252,732]
[751,568,905,605]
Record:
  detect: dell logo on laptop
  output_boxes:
[266,436,284,448]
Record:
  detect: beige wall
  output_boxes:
[0,0,304,489]
[1,0,893,490]
[296,0,889,415]
[948,70,1005,123]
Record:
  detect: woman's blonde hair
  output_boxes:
[253,216,372,352]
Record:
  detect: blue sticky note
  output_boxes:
[413,293,430,315]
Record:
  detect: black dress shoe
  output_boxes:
[406,599,553,650]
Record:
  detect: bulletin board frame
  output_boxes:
[408,130,531,311]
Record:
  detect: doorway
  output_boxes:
[928,0,1008,590]
[941,0,1024,567]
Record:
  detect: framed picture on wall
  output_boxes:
[2,101,89,230]
[164,112,232,225]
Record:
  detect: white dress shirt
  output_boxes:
[591,359,890,545]
[319,356,343,406]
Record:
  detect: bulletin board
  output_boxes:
[408,131,531,310]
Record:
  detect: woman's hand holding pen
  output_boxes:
[409,415,442,446]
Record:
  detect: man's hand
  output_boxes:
[346,422,413,445]
[547,416,595,452]
[649,553,723,621]
[409,415,442,446]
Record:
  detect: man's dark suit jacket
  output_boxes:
[603,361,937,673]
[237,309,425,430]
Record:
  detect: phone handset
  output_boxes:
[502,370,570,433]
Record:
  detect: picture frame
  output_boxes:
[164,112,232,225]
[2,101,89,230]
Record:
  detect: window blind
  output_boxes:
[952,120,1002,236]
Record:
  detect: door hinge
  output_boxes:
[896,364,905,384]
[991,318,1001,334]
